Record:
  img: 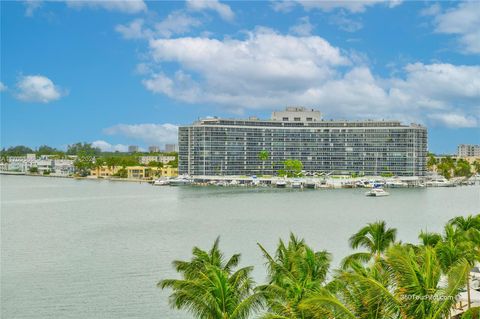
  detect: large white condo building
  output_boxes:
[178,107,427,176]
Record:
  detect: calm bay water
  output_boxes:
[1,175,479,318]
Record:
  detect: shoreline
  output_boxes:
[2,172,478,189]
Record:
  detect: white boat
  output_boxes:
[385,180,408,188]
[305,180,317,189]
[229,180,239,186]
[153,179,170,186]
[275,180,287,188]
[169,177,192,186]
[365,187,390,197]
[426,177,454,187]
[291,180,303,188]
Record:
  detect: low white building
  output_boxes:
[2,154,75,175]
[458,144,480,157]
[139,155,176,165]
[52,159,75,176]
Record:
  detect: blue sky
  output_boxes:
[1,0,479,154]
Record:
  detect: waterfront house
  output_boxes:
[152,165,178,177]
[126,166,152,179]
[90,166,121,177]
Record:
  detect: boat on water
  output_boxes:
[153,179,170,186]
[275,180,287,188]
[385,180,408,188]
[365,186,390,197]
[291,180,303,188]
[169,177,193,186]
[425,177,454,187]
[305,180,316,189]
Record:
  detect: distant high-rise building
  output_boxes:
[149,146,160,153]
[128,145,139,153]
[457,144,480,157]
[179,107,428,177]
[165,144,177,153]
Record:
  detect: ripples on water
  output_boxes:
[1,175,479,318]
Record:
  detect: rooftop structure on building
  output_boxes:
[178,107,428,177]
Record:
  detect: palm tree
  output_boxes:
[158,238,263,319]
[257,233,331,318]
[258,150,270,176]
[304,244,470,319]
[418,230,442,247]
[342,221,397,268]
[301,262,396,319]
[441,215,480,309]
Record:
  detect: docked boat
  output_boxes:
[365,187,390,197]
[169,177,193,186]
[291,180,303,188]
[275,180,287,188]
[153,179,170,186]
[305,181,317,189]
[385,180,408,188]
[426,177,454,187]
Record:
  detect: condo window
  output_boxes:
[306,117,313,121]
[282,117,288,121]
[294,117,301,121]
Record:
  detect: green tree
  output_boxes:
[427,154,437,171]
[28,166,38,174]
[342,221,397,268]
[437,156,455,179]
[73,149,96,176]
[472,160,480,174]
[258,150,270,175]
[158,238,263,319]
[37,145,64,157]
[67,142,101,156]
[148,161,164,168]
[455,159,473,177]
[113,167,127,178]
[1,145,34,156]
[257,234,331,318]
[443,215,480,309]
[418,230,442,247]
[278,159,303,177]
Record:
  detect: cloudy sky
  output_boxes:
[1,0,479,153]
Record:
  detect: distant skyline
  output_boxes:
[1,0,479,154]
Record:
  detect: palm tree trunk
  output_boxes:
[467,271,471,309]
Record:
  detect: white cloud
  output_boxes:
[0,82,7,92]
[116,12,201,40]
[289,16,314,36]
[91,140,129,152]
[104,123,179,145]
[432,1,480,54]
[15,75,65,103]
[155,11,202,38]
[24,0,43,16]
[66,0,147,14]
[137,28,479,128]
[115,19,151,40]
[420,3,441,17]
[329,12,363,32]
[186,0,234,21]
[428,113,478,128]
[272,0,402,13]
